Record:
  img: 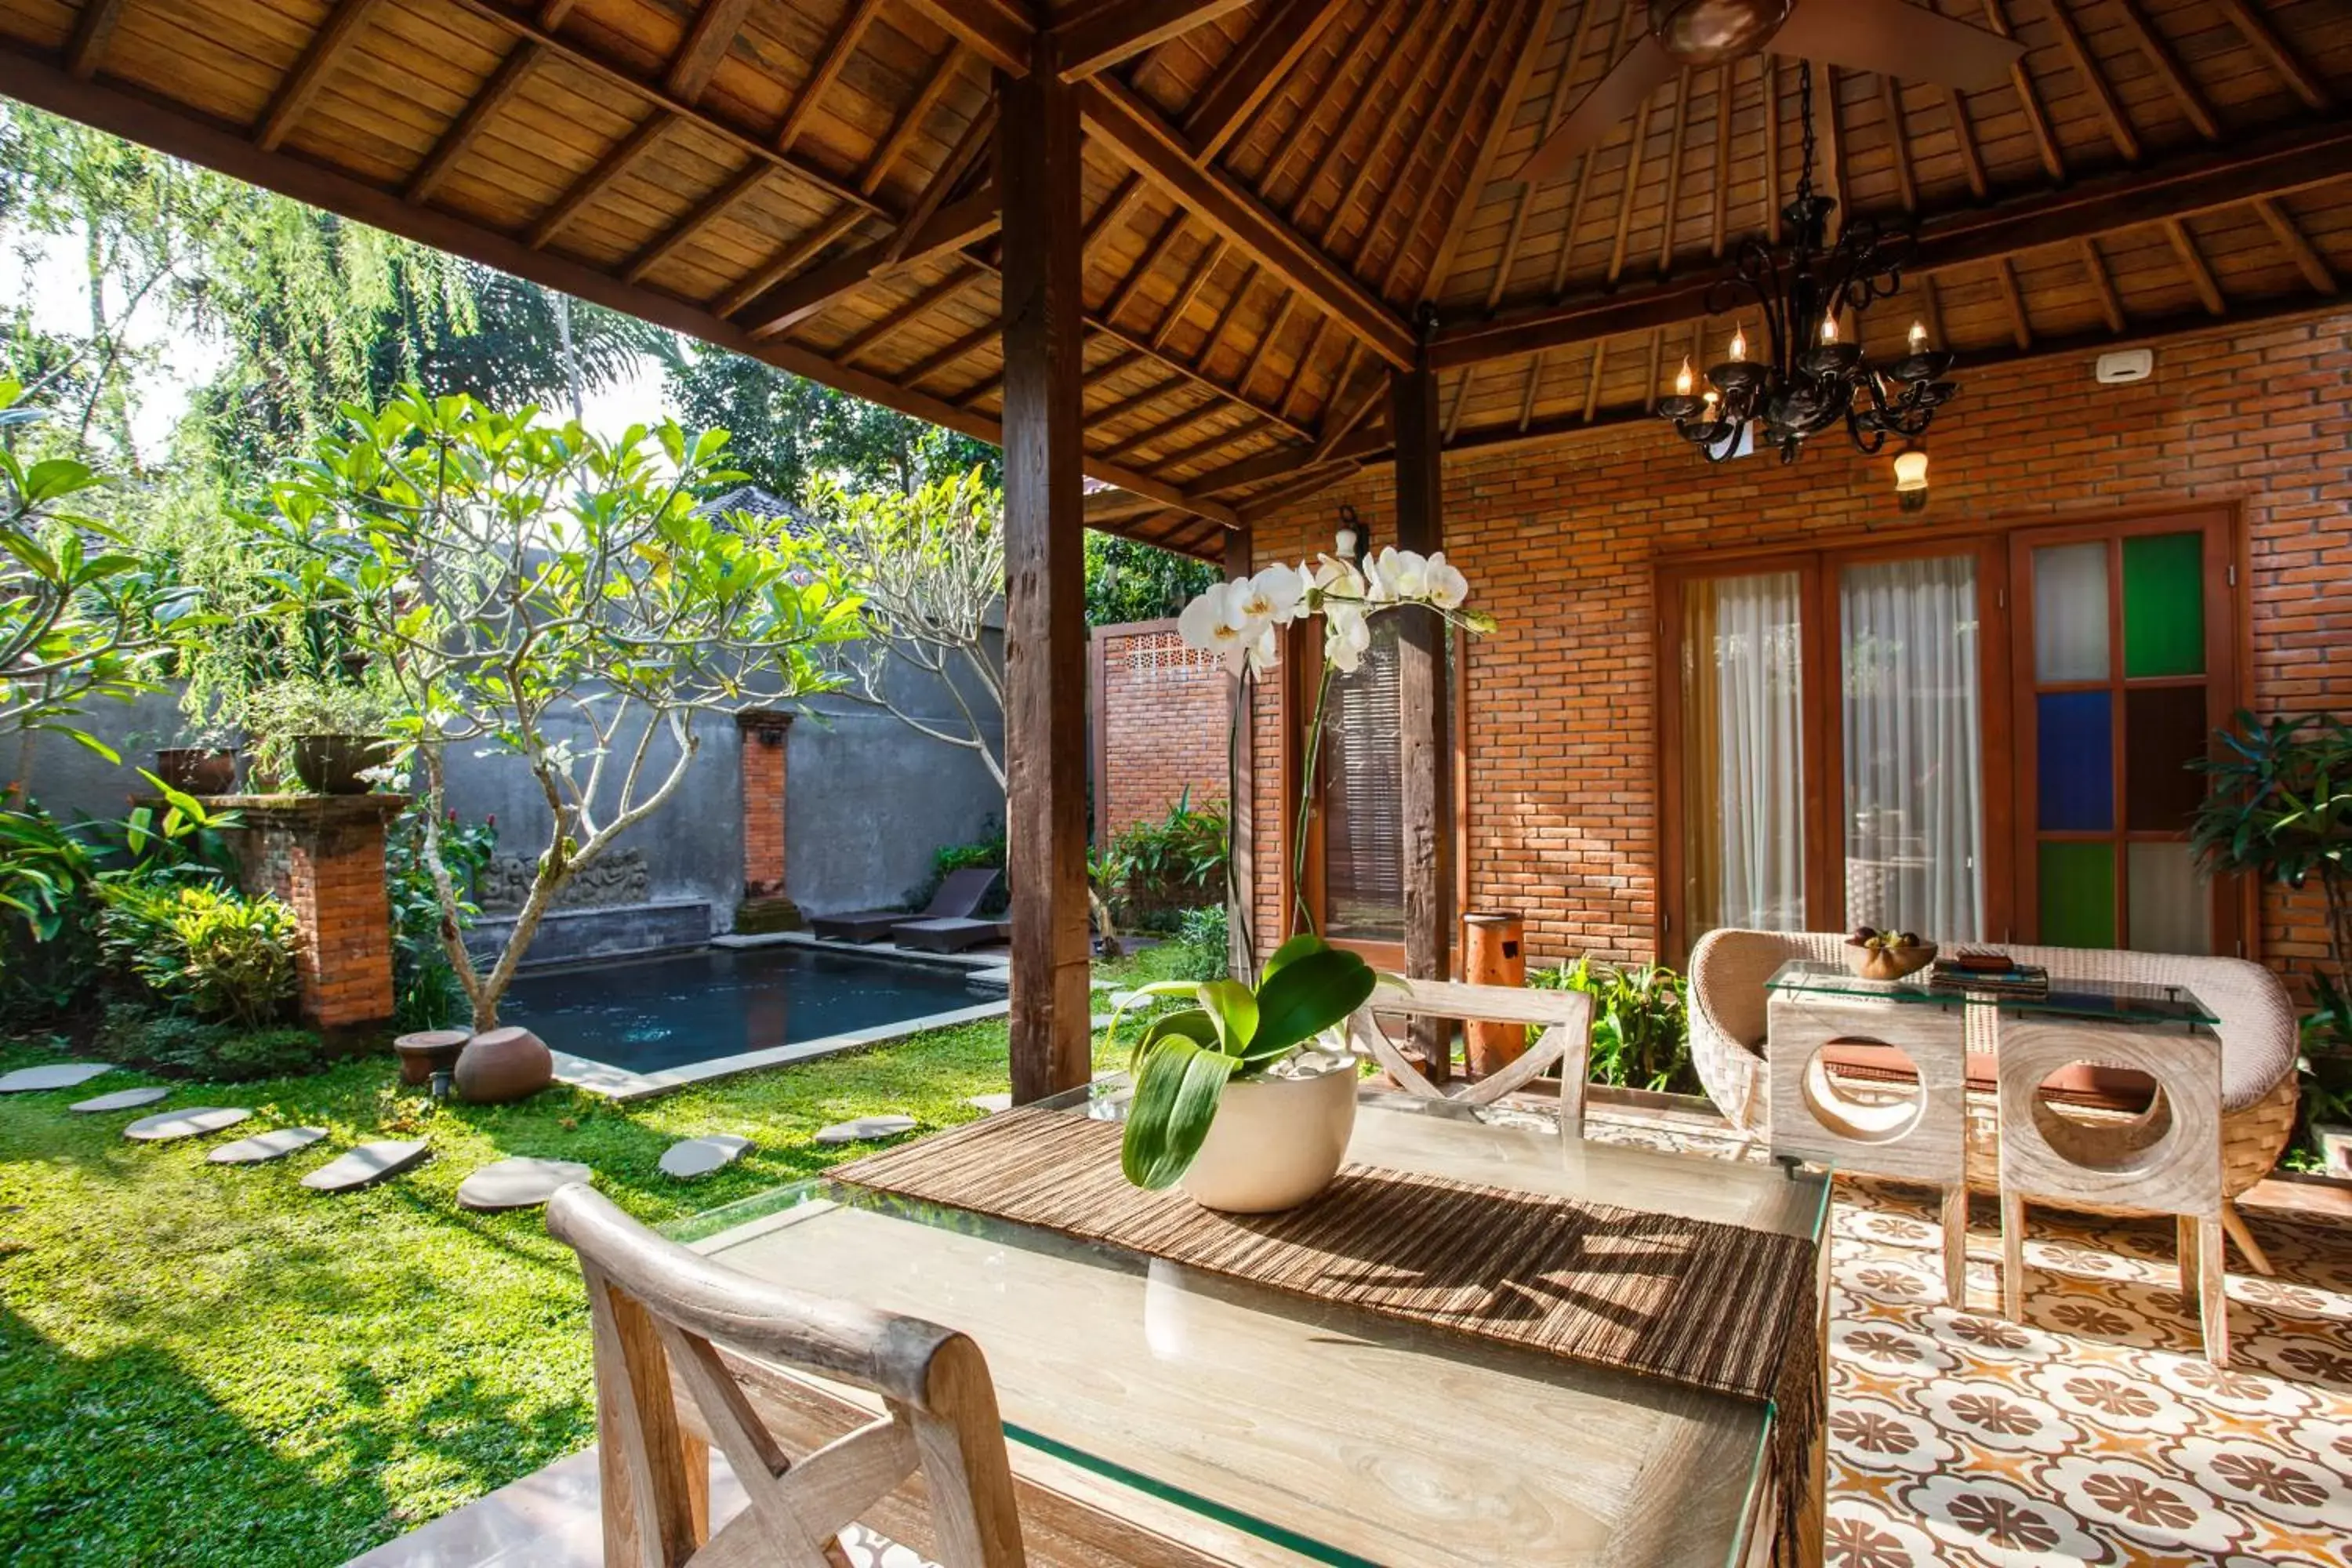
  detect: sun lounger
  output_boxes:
[891,916,1011,953]
[808,866,997,942]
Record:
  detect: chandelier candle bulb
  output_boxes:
[1820,314,1839,344]
[1674,358,1694,396]
[1908,319,1929,352]
[1729,324,1748,361]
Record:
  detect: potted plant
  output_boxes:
[1110,547,1492,1211]
[139,724,241,795]
[240,677,392,795]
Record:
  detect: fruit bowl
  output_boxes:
[1845,935,1936,982]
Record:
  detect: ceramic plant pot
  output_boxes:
[1179,1058,1358,1214]
[290,734,389,795]
[156,747,238,795]
[455,1025,554,1104]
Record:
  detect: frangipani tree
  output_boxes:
[252,390,859,1029]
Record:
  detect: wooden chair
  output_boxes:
[1345,977,1594,1134]
[546,1183,1027,1568]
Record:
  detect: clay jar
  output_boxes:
[454,1025,554,1103]
[393,1029,470,1087]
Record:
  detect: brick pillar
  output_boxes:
[219,794,402,1043]
[734,709,800,934]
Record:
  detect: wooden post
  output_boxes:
[997,40,1092,1103]
[1391,339,1452,1083]
[1224,524,1256,981]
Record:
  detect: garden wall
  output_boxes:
[1093,619,1229,837]
[1243,307,2352,980]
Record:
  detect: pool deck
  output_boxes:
[550,933,1014,1102]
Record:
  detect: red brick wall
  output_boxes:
[739,718,789,898]
[1095,620,1229,838]
[1246,309,2352,980]
[231,800,397,1033]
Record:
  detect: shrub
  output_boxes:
[1162,905,1230,981]
[1104,790,1228,931]
[387,802,495,1030]
[100,883,299,1027]
[913,823,1007,913]
[1530,957,1696,1094]
[93,1004,329,1081]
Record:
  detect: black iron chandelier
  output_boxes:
[1656,66,1956,464]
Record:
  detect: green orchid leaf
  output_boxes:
[1101,977,1207,1055]
[1120,1033,1237,1189]
[1250,947,1377,1060]
[1262,931,1326,983]
[1128,1007,1218,1075]
[1196,978,1259,1057]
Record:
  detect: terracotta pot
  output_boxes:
[1179,1059,1357,1214]
[392,1029,470,1087]
[290,734,389,795]
[156,747,238,795]
[454,1025,554,1104]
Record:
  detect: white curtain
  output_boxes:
[1840,556,1985,942]
[1683,573,1806,935]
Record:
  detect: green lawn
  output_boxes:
[0,975,1169,1567]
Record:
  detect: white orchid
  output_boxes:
[1366,546,1432,604]
[1323,601,1371,673]
[1178,542,1482,681]
[1424,550,1468,610]
[1177,579,1262,675]
[1234,561,1305,627]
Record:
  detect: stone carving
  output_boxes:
[477,849,650,914]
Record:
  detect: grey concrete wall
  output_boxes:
[12,643,1007,947]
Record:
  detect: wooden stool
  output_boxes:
[1768,992,1972,1305]
[1994,1016,2227,1364]
[392,1029,469,1087]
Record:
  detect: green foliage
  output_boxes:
[1162,905,1231,982]
[91,1004,328,1080]
[1102,789,1228,928]
[98,882,299,1027]
[914,823,1007,913]
[666,343,999,499]
[1109,933,1379,1189]
[1083,531,1221,628]
[387,803,496,1030]
[1530,957,1695,1094]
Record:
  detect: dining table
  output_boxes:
[664,1078,1834,1568]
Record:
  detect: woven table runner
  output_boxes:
[832,1107,1822,1561]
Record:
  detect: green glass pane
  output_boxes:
[2122,532,2205,677]
[2039,841,2116,948]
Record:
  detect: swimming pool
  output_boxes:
[503,942,1005,1095]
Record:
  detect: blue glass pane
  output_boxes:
[2037,690,2113,831]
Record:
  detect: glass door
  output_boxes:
[1676,570,1809,939]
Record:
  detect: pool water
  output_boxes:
[502,945,994,1075]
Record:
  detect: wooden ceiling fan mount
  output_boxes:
[1650,0,1795,67]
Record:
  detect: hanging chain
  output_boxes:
[1795,62,1817,205]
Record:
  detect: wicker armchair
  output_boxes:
[1687,929,2301,1273]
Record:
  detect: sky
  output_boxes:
[4,227,670,459]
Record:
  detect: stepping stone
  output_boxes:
[813,1114,919,1146]
[123,1107,250,1142]
[302,1141,430,1192]
[68,1087,169,1114]
[0,1062,114,1094]
[658,1134,753,1180]
[456,1156,592,1211]
[209,1127,328,1165]
[965,1093,1013,1116]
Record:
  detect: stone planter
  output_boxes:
[156,746,238,795]
[291,734,389,796]
[454,1026,554,1104]
[1179,1058,1357,1214]
[393,1029,470,1087]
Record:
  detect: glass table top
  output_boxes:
[1764,958,2218,1027]
[668,1080,1831,1568]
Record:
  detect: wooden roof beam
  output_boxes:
[2256,198,2337,296]
[775,0,885,151]
[1053,0,1258,82]
[406,41,543,205]
[1078,76,1418,367]
[902,0,1033,78]
[66,0,126,78]
[1433,120,2352,368]
[834,262,985,365]
[1486,0,1603,308]
[1425,0,1555,299]
[1978,0,2063,182]
[530,114,675,249]
[713,206,865,316]
[2212,0,2329,111]
[0,47,1240,528]
[666,0,759,103]
[256,0,384,152]
[1182,0,1354,158]
[734,186,1000,338]
[866,44,966,194]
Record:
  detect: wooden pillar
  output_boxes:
[1224,524,1257,981]
[1391,347,1453,1082]
[996,42,1091,1103]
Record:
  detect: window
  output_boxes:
[1660,511,2238,960]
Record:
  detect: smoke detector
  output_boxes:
[2095,349,2154,385]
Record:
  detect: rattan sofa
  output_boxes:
[1687,929,2301,1273]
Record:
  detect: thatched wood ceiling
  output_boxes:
[0,0,2343,557]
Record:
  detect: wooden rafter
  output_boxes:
[1434,120,2352,368]
[2211,0,2329,111]
[531,114,675,249]
[1182,0,1354,158]
[66,0,126,79]
[2042,0,2140,162]
[1882,76,1916,212]
[2163,218,2226,315]
[2112,0,2217,141]
[257,0,384,152]
[776,0,885,153]
[1657,68,1693,274]
[1993,257,2031,348]
[1944,82,1987,200]
[1487,0,1603,310]
[1427,0,1556,299]
[406,42,543,205]
[1079,76,1417,366]
[1710,61,1733,257]
[1606,88,1660,284]
[2255,198,2337,295]
[1762,51,1780,241]
[835,263,984,365]
[1363,0,1510,300]
[714,206,865,316]
[1053,0,1257,82]
[902,0,1032,78]
[883,101,996,264]
[1317,2,1454,260]
[666,0,757,102]
[735,187,1000,338]
[2079,238,2125,332]
[1979,0,2063,182]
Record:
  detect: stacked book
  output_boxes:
[1929,951,2052,999]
